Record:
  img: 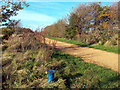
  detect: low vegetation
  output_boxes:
[2,27,119,89]
[1,1,119,89]
[2,28,58,88]
[50,50,119,88]
[47,36,119,54]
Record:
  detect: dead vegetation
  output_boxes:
[2,27,66,88]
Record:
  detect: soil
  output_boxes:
[45,38,119,72]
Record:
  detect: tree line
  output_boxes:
[43,2,119,46]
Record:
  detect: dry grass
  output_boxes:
[2,28,58,88]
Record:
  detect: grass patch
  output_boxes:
[3,46,119,88]
[51,49,119,88]
[89,45,119,54]
[46,36,119,54]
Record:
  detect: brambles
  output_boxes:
[2,28,15,40]
[2,27,71,88]
[2,27,57,88]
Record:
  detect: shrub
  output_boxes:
[2,28,15,40]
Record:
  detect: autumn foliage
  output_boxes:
[43,2,119,46]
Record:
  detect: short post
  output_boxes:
[47,67,56,84]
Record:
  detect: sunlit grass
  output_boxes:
[51,50,119,88]
[46,36,119,54]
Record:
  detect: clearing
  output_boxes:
[45,38,119,72]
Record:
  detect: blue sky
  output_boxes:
[11,2,81,31]
[10,1,117,31]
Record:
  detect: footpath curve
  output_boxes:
[45,38,119,72]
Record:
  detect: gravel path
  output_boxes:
[45,38,119,72]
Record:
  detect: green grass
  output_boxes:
[51,49,119,88]
[4,46,119,88]
[17,47,119,88]
[46,36,119,54]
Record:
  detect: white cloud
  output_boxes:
[10,10,57,31]
[11,10,56,22]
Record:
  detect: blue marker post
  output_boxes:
[47,67,56,84]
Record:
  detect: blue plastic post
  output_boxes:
[47,69,55,84]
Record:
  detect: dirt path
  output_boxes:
[45,38,119,72]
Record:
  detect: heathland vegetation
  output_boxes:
[1,1,119,89]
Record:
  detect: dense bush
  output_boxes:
[2,28,57,88]
[43,2,119,47]
[2,28,15,40]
